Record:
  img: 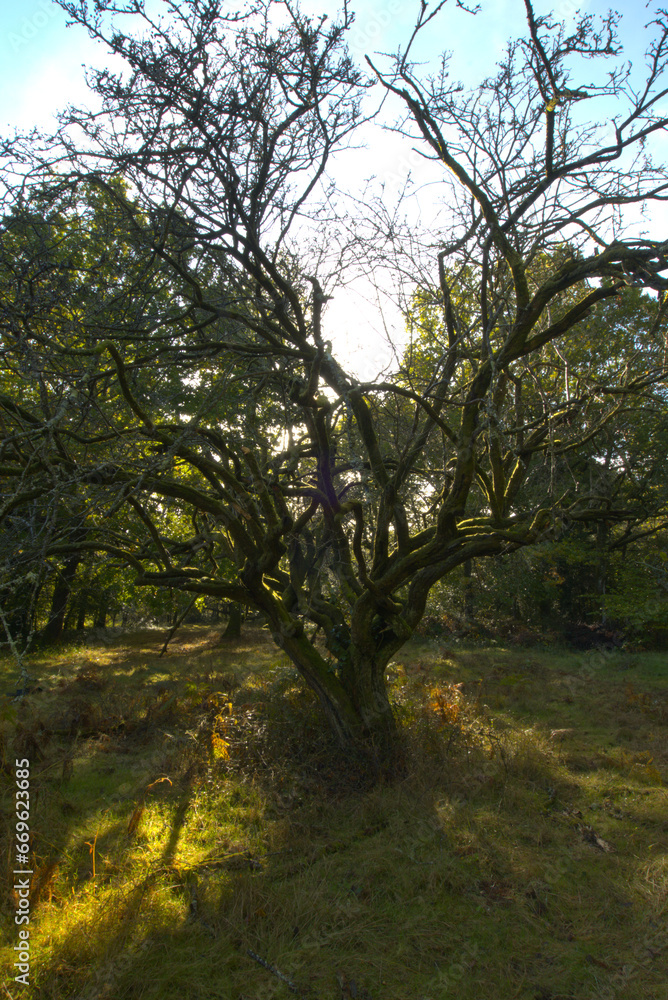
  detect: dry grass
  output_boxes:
[0,626,666,999]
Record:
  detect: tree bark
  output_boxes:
[94,590,109,629]
[274,615,400,769]
[76,592,88,631]
[347,648,398,760]
[221,602,242,639]
[463,558,475,620]
[42,555,81,642]
[596,520,609,624]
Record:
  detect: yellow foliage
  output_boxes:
[429,685,462,726]
[211,731,230,760]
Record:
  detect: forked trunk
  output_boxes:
[248,584,401,770]
[278,628,398,768]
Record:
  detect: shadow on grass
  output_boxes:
[0,629,666,1000]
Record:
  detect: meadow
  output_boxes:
[1,626,666,1000]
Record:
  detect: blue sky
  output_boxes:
[0,0,660,134]
[0,0,665,375]
[0,0,96,132]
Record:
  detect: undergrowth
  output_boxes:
[0,626,666,999]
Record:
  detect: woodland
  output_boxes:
[1,3,668,998]
[0,0,667,755]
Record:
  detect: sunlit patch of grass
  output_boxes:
[0,627,666,999]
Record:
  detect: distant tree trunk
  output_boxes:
[2,585,33,648]
[64,605,76,631]
[596,520,609,624]
[43,555,81,643]
[221,602,242,640]
[76,592,88,631]
[463,559,474,619]
[94,590,109,629]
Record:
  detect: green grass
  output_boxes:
[1,626,666,999]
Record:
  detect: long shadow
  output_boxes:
[3,636,666,1000]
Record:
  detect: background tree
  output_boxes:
[402,278,668,625]
[1,0,668,762]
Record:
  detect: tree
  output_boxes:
[402,278,668,625]
[1,0,668,763]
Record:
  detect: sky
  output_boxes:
[0,0,666,376]
[0,0,657,131]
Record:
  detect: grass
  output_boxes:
[0,625,666,1000]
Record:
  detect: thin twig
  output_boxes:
[246,949,302,995]
[159,595,198,656]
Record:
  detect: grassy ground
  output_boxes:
[0,626,666,1000]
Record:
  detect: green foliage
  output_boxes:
[2,0,668,751]
[604,547,668,635]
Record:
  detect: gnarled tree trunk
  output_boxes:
[254,581,401,766]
